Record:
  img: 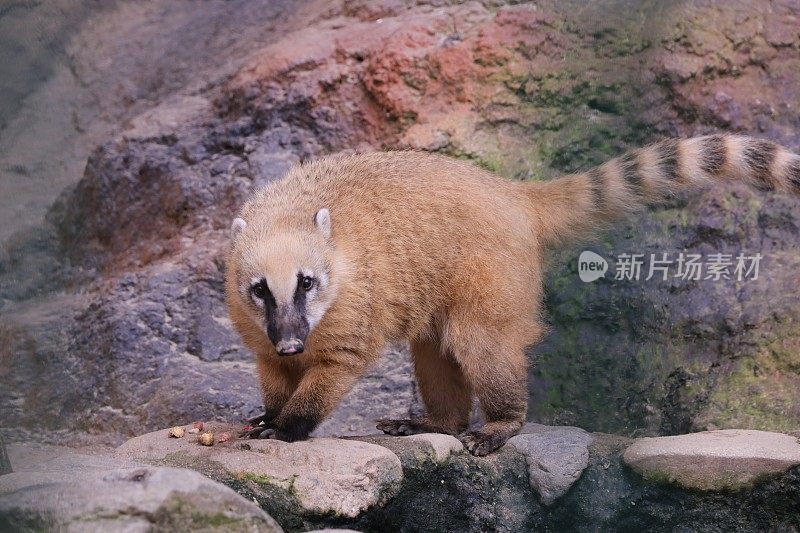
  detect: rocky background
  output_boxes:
[1,0,800,450]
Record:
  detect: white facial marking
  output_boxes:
[306,297,333,330]
[306,307,323,329]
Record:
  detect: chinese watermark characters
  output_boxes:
[578,251,763,283]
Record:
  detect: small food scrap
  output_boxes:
[218,432,232,443]
[168,426,185,438]
[188,421,204,434]
[199,432,215,446]
[242,425,253,432]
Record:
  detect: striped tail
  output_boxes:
[528,134,800,247]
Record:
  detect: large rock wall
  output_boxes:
[1,0,799,444]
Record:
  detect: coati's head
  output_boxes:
[229,208,336,356]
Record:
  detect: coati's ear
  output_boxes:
[314,208,331,239]
[230,217,247,237]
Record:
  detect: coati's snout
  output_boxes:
[269,298,310,356]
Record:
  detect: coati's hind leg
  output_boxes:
[378,337,472,436]
[444,317,534,456]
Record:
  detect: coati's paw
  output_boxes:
[377,418,427,436]
[244,425,293,441]
[242,422,312,442]
[458,429,509,456]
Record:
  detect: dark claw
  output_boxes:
[256,428,276,439]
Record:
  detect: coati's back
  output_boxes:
[237,134,800,345]
[241,151,541,340]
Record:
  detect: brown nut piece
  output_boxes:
[168,426,185,438]
[199,432,214,446]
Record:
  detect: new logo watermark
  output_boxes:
[578,250,609,282]
[578,251,763,283]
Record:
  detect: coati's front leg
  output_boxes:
[255,357,368,442]
[244,355,297,439]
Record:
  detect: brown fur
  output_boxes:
[226,134,800,455]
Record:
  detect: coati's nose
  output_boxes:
[276,338,304,355]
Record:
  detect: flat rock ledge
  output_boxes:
[0,444,281,532]
[115,423,404,519]
[623,429,800,491]
[5,426,800,531]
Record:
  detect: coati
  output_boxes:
[225,134,800,456]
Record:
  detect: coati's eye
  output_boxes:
[251,282,267,299]
[301,276,315,291]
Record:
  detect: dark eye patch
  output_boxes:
[250,279,276,306]
[294,273,315,309]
